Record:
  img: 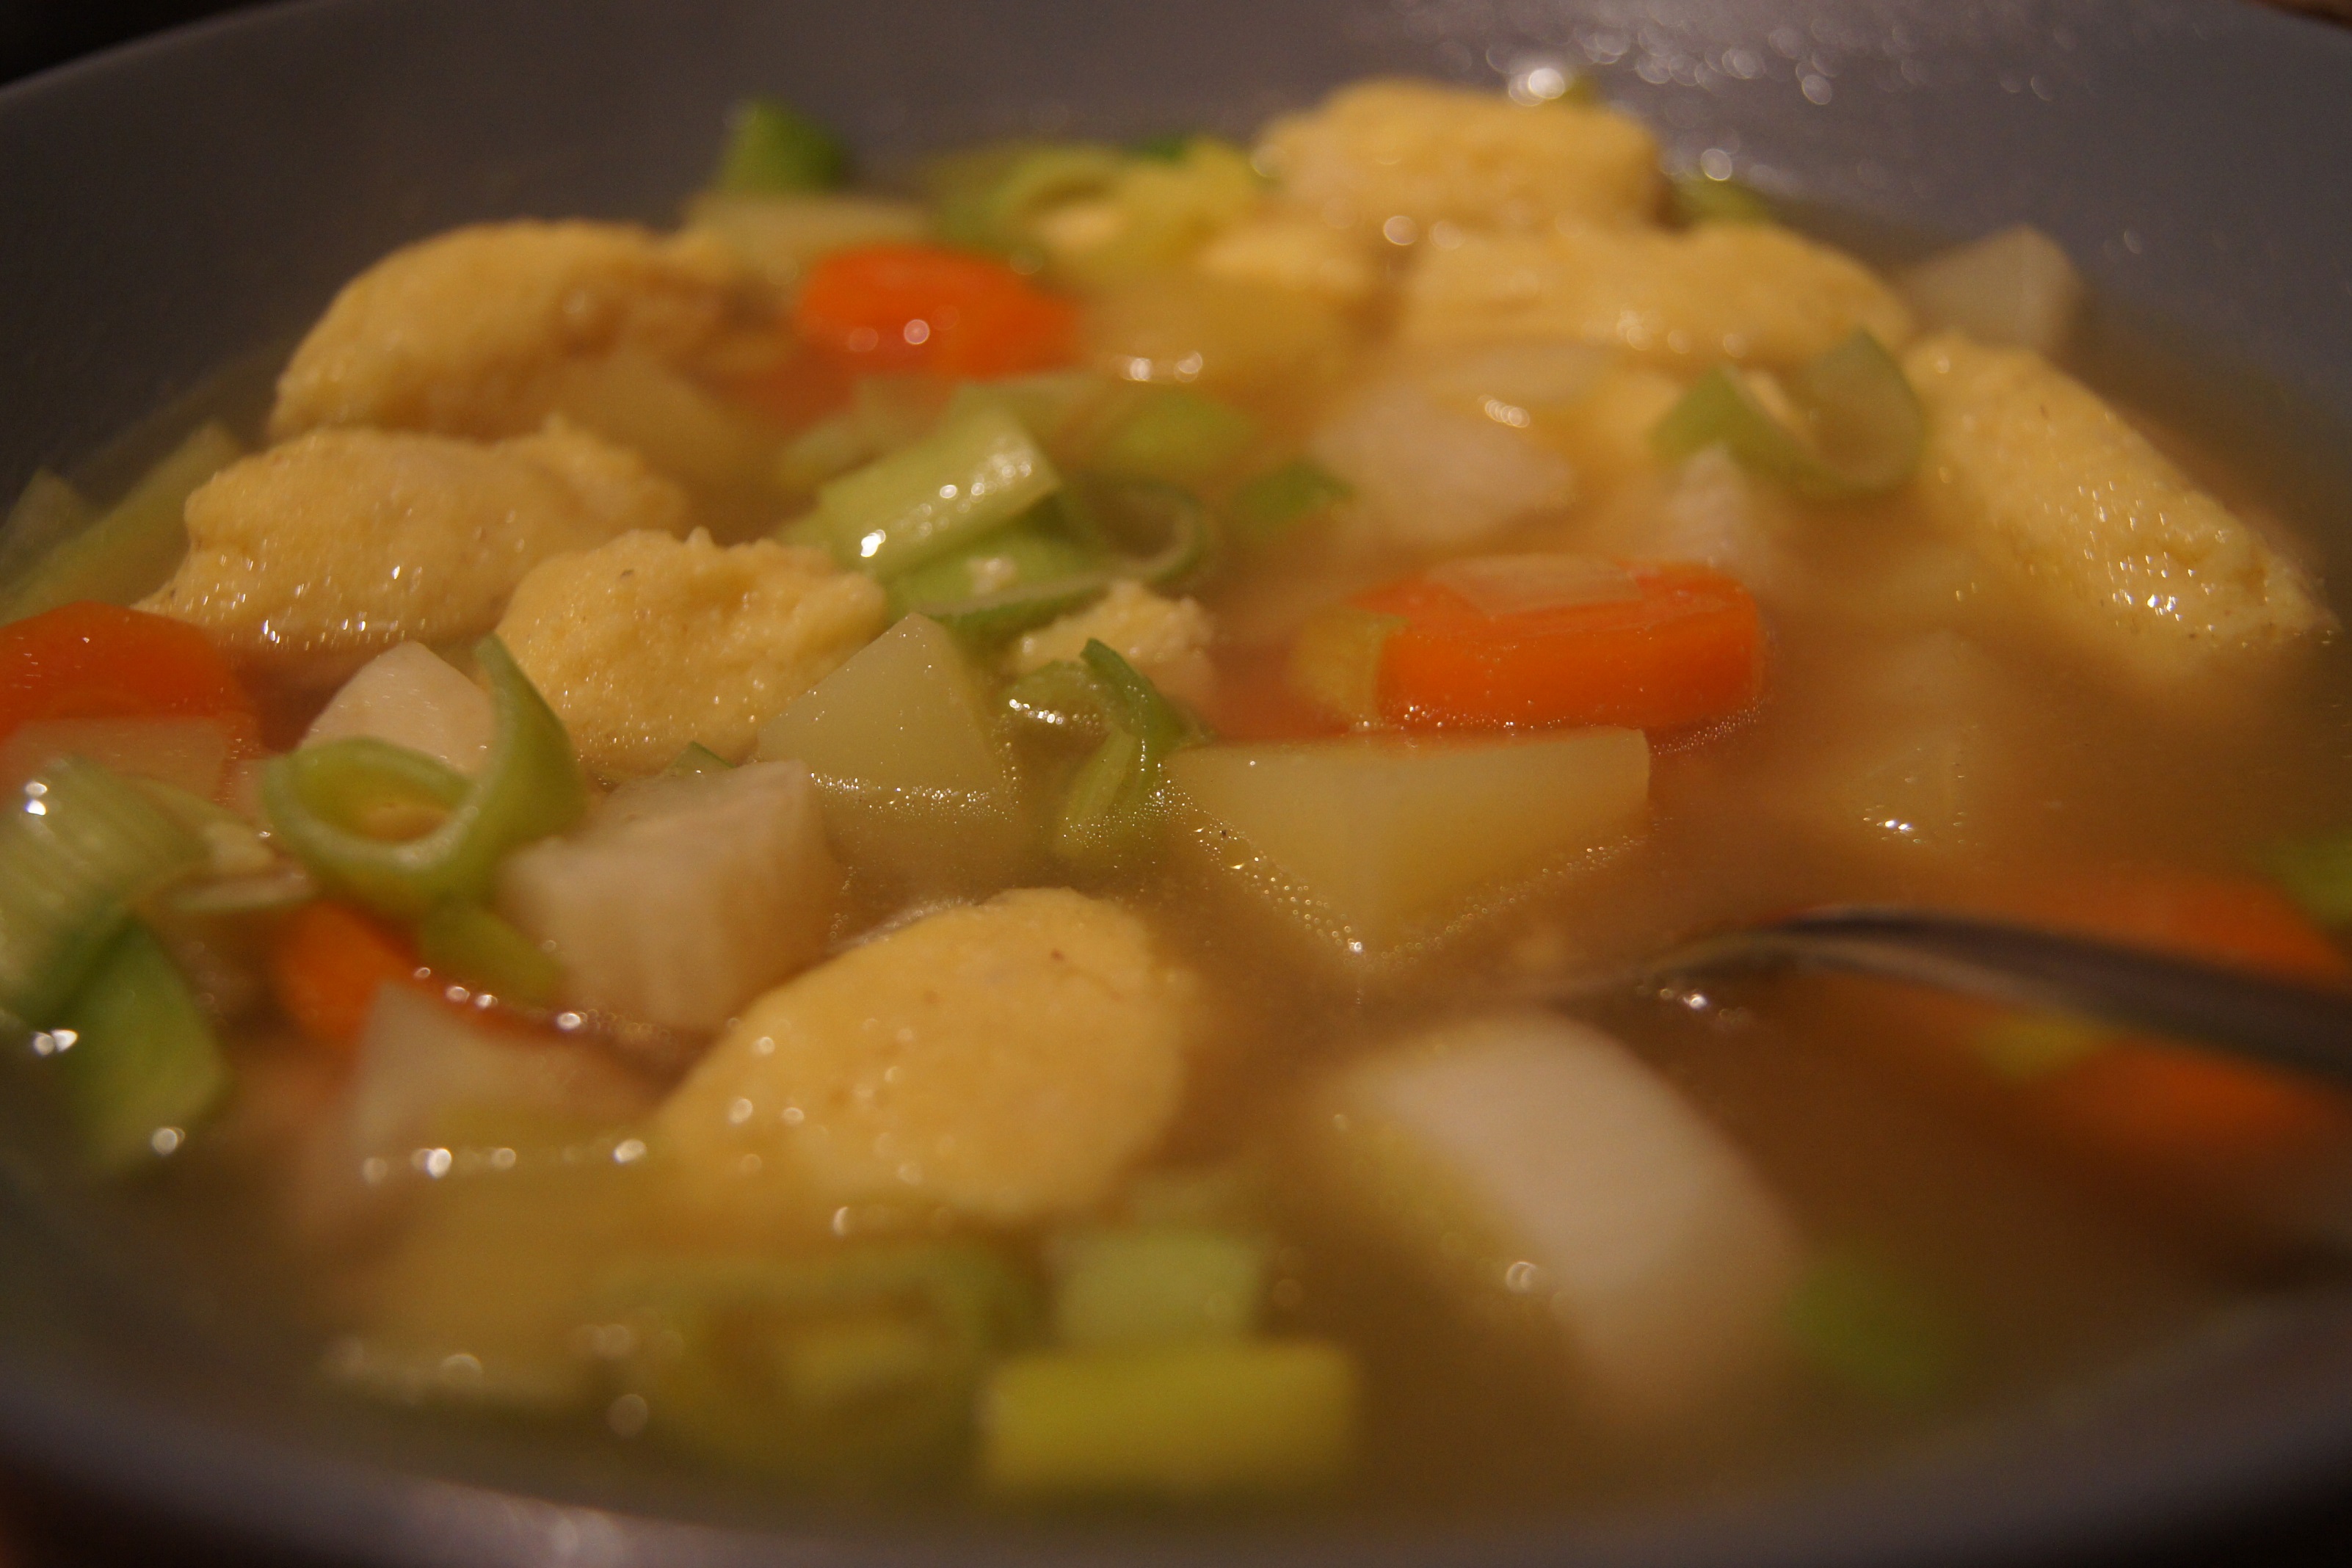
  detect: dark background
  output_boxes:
[0,0,256,84]
[1,0,2348,1564]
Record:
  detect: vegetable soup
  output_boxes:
[6,74,2351,1516]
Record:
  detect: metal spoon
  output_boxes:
[1547,905,2352,1087]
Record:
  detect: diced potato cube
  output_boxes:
[1898,225,2082,357]
[757,614,1028,884]
[1166,730,1648,952]
[1903,333,2326,684]
[1311,1013,1803,1426]
[329,987,653,1185]
[1310,380,1577,548]
[1256,79,1661,239]
[655,888,1197,1225]
[496,761,841,1031]
[303,642,493,774]
[1404,225,1913,369]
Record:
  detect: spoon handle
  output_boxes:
[1641,905,2352,1087]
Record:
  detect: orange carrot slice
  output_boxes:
[794,244,1078,379]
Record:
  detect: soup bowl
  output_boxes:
[2,0,2351,1561]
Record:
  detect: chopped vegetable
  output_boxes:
[415,901,562,1009]
[794,244,1078,379]
[926,141,1127,259]
[980,1340,1358,1498]
[1331,560,1765,733]
[1044,641,1205,867]
[794,400,1061,578]
[263,636,586,919]
[1953,872,2352,1169]
[1050,1226,1266,1349]
[603,1242,1041,1484]
[664,741,733,777]
[496,761,841,1031]
[1082,385,1260,489]
[1084,271,1349,394]
[755,615,1027,884]
[711,98,848,193]
[38,921,227,1173]
[1225,459,1351,550]
[304,643,494,777]
[269,899,422,1053]
[0,471,95,589]
[0,756,203,1027]
[1653,329,1924,501]
[1785,1249,1963,1404]
[1898,225,2082,357]
[1670,174,1774,226]
[0,601,259,755]
[890,483,1215,644]
[1,423,244,623]
[339,982,654,1164]
[545,347,782,498]
[1313,1014,1801,1425]
[1286,606,1407,728]
[1309,378,1575,548]
[1167,729,1647,951]
[683,192,929,291]
[884,518,1100,627]
[1031,139,1262,286]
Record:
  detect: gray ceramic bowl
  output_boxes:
[3,1,2351,1562]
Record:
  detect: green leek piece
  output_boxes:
[1785,1249,1962,1404]
[415,901,562,1007]
[1085,386,1260,489]
[885,519,1100,629]
[803,402,1062,578]
[664,741,735,778]
[0,757,203,1028]
[1671,174,1776,226]
[0,470,96,589]
[774,414,874,494]
[262,636,586,919]
[1225,459,1352,548]
[950,372,1116,456]
[40,921,226,1174]
[1,423,243,623]
[712,98,848,194]
[1003,660,1114,737]
[980,1340,1359,1498]
[926,140,1126,258]
[1286,605,1407,726]
[891,484,1214,644]
[1050,640,1207,866]
[603,1241,1040,1484]
[1651,329,1925,501]
[1129,133,1190,161]
[1052,1227,1267,1349]
[1056,479,1216,588]
[2265,828,2352,927]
